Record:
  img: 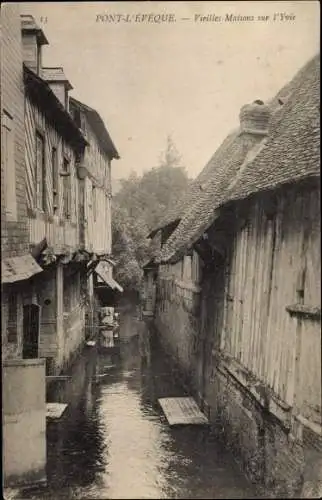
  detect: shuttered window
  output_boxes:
[2,110,17,219]
[92,185,97,222]
[62,157,71,219]
[35,131,46,211]
[52,147,58,212]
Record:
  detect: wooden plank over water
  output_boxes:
[46,403,68,420]
[158,397,209,426]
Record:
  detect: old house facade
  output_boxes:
[2,9,121,487]
[150,55,321,496]
[19,15,121,376]
[68,97,122,333]
[22,15,88,376]
[1,5,46,487]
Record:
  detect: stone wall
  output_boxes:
[205,366,306,498]
[154,271,310,497]
[154,275,201,392]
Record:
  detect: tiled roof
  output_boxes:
[158,54,320,264]
[42,67,73,90]
[147,197,182,239]
[148,131,238,240]
[226,54,320,203]
[158,130,263,263]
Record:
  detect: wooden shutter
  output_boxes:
[36,132,45,211]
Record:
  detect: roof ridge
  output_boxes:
[158,54,320,264]
[69,97,120,159]
[23,64,87,148]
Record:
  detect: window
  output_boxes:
[52,147,58,212]
[2,110,17,219]
[7,291,18,343]
[73,172,77,218]
[62,157,71,219]
[92,185,97,222]
[35,131,46,211]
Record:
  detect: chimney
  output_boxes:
[41,67,73,110]
[21,15,48,75]
[239,100,271,136]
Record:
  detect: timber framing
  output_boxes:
[69,97,119,160]
[23,65,88,151]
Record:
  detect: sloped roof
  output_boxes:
[147,197,182,239]
[148,52,310,241]
[158,54,320,264]
[158,130,262,263]
[147,131,238,240]
[225,54,320,203]
[154,53,320,241]
[23,65,87,151]
[142,256,159,269]
[2,254,43,284]
[69,97,120,160]
[42,67,73,90]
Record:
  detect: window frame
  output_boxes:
[92,184,97,222]
[35,130,46,212]
[62,156,71,219]
[52,146,59,213]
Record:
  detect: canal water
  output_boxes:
[11,311,263,499]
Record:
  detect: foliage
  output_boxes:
[112,135,190,293]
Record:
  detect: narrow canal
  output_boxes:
[14,309,263,499]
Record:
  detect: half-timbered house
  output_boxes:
[22,15,90,376]
[2,6,46,487]
[68,97,122,335]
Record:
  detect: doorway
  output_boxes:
[23,304,40,359]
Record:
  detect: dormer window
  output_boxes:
[41,67,73,110]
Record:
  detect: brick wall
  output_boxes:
[1,4,29,259]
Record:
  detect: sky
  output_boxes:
[20,1,319,182]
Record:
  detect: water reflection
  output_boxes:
[17,313,262,500]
